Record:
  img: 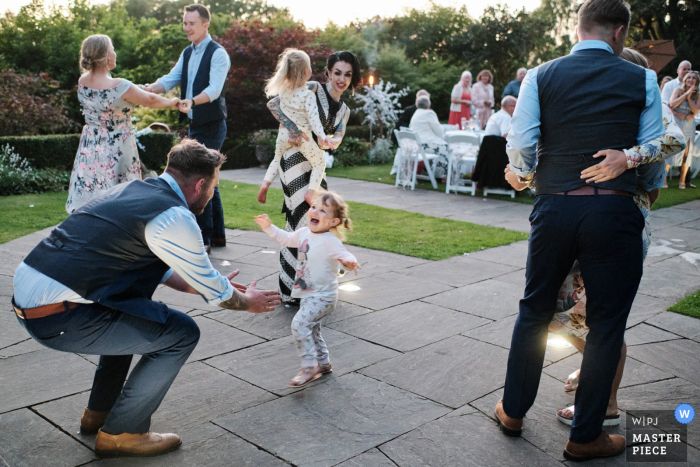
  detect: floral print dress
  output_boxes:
[66,79,141,213]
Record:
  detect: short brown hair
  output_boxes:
[165,138,225,183]
[578,0,631,33]
[184,4,210,22]
[476,69,493,85]
[619,48,649,68]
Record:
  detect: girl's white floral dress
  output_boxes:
[66,79,141,213]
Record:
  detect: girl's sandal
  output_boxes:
[289,366,322,388]
[679,183,686,189]
[564,370,579,393]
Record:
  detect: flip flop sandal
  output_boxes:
[557,405,620,426]
[564,370,579,393]
[288,366,322,388]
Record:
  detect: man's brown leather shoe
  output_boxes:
[494,399,523,437]
[563,431,626,462]
[95,429,182,458]
[80,408,109,435]
[211,237,226,247]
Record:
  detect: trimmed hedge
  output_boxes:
[0,132,180,171]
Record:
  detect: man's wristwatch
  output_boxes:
[190,99,196,108]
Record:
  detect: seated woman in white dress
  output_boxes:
[409,96,449,182]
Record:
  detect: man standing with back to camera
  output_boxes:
[146,4,230,253]
[497,0,664,461]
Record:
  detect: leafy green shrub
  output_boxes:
[0,144,70,196]
[332,137,371,168]
[0,132,179,171]
[368,137,394,164]
[343,126,371,141]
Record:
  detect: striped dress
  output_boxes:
[278,82,349,303]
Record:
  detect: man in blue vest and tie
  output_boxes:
[496,0,664,461]
[146,4,230,253]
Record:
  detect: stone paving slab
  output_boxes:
[403,255,520,288]
[213,372,450,467]
[0,349,95,414]
[94,422,290,467]
[627,339,700,386]
[648,253,700,277]
[327,301,491,352]
[544,353,675,389]
[206,242,265,261]
[0,408,95,467]
[207,328,399,396]
[461,314,516,349]
[339,246,430,283]
[186,316,265,363]
[335,448,396,467]
[646,312,700,341]
[0,306,31,350]
[338,271,452,311]
[637,265,700,302]
[464,241,529,268]
[421,279,522,320]
[35,362,276,443]
[624,323,684,346]
[626,293,672,328]
[379,412,563,467]
[360,335,509,408]
[0,337,44,358]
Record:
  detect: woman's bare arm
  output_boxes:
[123,84,179,109]
[669,88,686,109]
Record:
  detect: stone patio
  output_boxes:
[1,175,700,466]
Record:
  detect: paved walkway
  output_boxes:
[1,172,700,466]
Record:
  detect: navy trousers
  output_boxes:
[17,303,199,434]
[502,194,644,444]
[189,119,226,245]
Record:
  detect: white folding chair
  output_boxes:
[692,131,700,179]
[445,133,480,195]
[442,124,459,132]
[393,129,439,190]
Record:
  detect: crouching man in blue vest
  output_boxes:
[11,139,281,458]
[145,3,230,253]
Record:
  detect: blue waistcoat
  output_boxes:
[180,40,227,125]
[535,48,647,194]
[24,178,187,323]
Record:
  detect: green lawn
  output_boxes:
[328,164,700,210]
[220,180,528,260]
[0,192,69,244]
[668,290,700,319]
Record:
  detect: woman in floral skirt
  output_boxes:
[66,34,180,213]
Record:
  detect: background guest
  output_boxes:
[448,71,472,129]
[66,34,180,214]
[397,89,430,130]
[661,60,691,104]
[669,71,700,188]
[659,75,672,92]
[502,68,527,99]
[409,96,449,181]
[145,4,231,253]
[472,69,495,130]
[484,96,516,137]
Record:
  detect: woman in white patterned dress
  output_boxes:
[66,34,180,213]
[258,51,361,304]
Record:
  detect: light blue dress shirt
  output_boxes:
[155,34,231,119]
[507,40,665,179]
[13,173,234,309]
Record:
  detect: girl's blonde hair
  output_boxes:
[314,190,352,241]
[265,48,311,98]
[80,34,112,73]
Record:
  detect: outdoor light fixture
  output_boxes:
[368,75,374,87]
[546,336,573,349]
[339,284,361,292]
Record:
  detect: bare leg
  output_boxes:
[607,344,626,416]
[664,164,670,188]
[679,148,690,187]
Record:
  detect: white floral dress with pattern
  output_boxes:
[66,79,141,213]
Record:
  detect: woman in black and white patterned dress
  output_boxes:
[258,51,361,303]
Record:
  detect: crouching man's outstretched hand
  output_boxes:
[219,279,281,313]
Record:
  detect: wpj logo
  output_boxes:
[626,409,689,463]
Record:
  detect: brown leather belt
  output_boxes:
[552,186,633,198]
[13,300,81,320]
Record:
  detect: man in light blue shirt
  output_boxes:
[495,0,665,462]
[12,139,280,458]
[145,3,231,252]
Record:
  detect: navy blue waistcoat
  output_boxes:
[180,40,227,125]
[24,178,187,323]
[535,48,647,194]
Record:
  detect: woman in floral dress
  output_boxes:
[66,34,180,213]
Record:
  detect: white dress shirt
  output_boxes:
[13,173,234,309]
[484,109,512,137]
[409,108,446,145]
[660,78,681,105]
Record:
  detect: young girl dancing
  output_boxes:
[254,191,359,387]
[261,48,335,206]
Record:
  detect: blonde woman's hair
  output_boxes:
[313,190,352,241]
[682,71,699,101]
[476,69,493,84]
[265,48,311,98]
[619,48,648,68]
[80,34,112,73]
